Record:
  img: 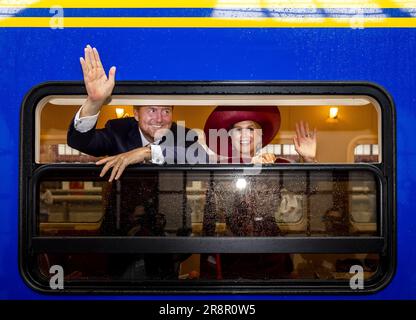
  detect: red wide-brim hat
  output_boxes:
[204,106,281,156]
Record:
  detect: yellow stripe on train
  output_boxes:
[1,0,416,9]
[1,17,416,27]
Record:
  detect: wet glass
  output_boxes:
[38,169,378,237]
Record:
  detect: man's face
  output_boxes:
[133,106,173,142]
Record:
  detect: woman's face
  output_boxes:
[230,120,262,157]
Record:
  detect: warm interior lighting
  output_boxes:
[329,107,339,119]
[115,108,125,118]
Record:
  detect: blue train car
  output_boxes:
[0,0,414,301]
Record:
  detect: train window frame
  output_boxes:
[20,81,396,294]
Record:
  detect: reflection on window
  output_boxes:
[39,181,105,236]
[38,170,378,238]
[34,170,382,282]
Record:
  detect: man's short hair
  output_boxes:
[133,105,174,111]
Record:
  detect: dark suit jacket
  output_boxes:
[67,116,200,157]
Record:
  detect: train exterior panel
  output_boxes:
[0,0,414,299]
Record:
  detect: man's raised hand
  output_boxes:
[79,45,116,115]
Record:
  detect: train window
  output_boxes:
[21,82,394,293]
[354,144,379,163]
[35,95,381,164]
[264,144,299,162]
